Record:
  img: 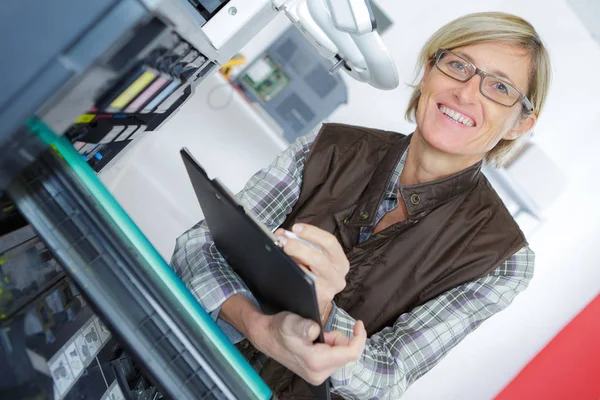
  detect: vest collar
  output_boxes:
[347,133,483,226]
[400,158,483,219]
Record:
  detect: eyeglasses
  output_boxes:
[434,49,533,112]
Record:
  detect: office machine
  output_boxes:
[235,26,348,142]
[0,1,397,399]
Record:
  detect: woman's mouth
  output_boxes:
[437,104,476,127]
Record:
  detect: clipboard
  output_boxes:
[181,148,331,400]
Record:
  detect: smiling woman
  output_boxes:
[171,11,553,400]
[406,12,552,167]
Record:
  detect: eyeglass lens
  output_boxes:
[437,52,522,107]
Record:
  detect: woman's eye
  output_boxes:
[492,82,510,95]
[448,61,466,72]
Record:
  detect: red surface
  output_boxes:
[496,295,600,400]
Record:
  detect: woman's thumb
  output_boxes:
[282,313,320,341]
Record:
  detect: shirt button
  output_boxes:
[410,194,421,205]
[343,217,350,226]
[359,211,369,220]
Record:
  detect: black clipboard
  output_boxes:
[181,148,331,400]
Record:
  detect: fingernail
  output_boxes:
[303,322,314,337]
[293,224,303,233]
[279,237,287,246]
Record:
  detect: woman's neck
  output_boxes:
[401,130,480,186]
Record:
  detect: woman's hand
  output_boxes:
[251,311,366,386]
[222,295,366,386]
[275,224,350,319]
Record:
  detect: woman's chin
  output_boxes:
[419,126,470,156]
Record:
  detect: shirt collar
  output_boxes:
[383,146,408,201]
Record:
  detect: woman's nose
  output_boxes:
[454,74,481,105]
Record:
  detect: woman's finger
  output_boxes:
[315,320,367,368]
[279,235,328,275]
[353,320,367,338]
[324,330,351,346]
[291,224,347,263]
[296,262,316,277]
[279,312,321,342]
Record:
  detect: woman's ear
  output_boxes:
[503,112,537,140]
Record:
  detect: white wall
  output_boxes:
[103,1,600,398]
[100,73,287,259]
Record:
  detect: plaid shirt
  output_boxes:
[170,129,535,399]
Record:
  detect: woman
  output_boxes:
[171,11,551,399]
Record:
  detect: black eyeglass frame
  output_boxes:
[434,49,534,112]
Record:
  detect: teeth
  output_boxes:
[439,105,475,127]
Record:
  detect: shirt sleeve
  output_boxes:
[169,130,318,343]
[324,245,535,399]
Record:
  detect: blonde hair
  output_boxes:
[405,12,552,167]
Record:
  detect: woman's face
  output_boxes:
[415,41,536,160]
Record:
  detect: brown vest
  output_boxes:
[238,123,526,399]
